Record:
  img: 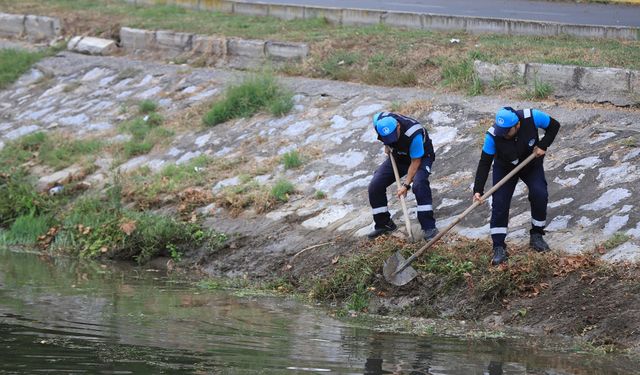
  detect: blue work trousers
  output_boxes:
[368,157,435,231]
[490,160,548,247]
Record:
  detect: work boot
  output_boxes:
[491,246,508,266]
[530,233,550,252]
[367,220,398,239]
[423,227,439,241]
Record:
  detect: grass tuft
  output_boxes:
[203,73,293,126]
[0,49,45,89]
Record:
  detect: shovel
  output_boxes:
[389,153,414,241]
[383,152,537,286]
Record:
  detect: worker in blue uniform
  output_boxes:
[473,107,560,265]
[367,112,438,240]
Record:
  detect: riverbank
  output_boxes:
[1,2,640,360]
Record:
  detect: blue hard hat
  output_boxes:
[373,113,398,144]
[493,108,519,136]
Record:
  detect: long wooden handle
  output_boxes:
[396,152,538,272]
[389,153,414,241]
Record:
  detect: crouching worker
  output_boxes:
[473,107,560,265]
[367,112,438,240]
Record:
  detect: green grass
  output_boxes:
[2,214,52,245]
[281,150,302,169]
[522,79,554,99]
[138,100,158,114]
[0,170,54,227]
[270,179,294,202]
[0,49,45,89]
[203,73,293,126]
[602,233,631,250]
[117,115,171,159]
[0,131,102,172]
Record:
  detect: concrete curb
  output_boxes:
[0,12,61,41]
[474,61,640,106]
[124,0,639,41]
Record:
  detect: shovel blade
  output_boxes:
[383,251,418,286]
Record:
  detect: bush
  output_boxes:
[203,73,293,126]
[281,150,302,169]
[138,100,158,114]
[0,171,51,227]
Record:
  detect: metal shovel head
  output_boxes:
[383,251,418,286]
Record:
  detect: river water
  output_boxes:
[0,246,637,374]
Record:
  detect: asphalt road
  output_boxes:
[251,0,640,27]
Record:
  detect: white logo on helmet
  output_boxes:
[382,126,390,135]
[497,117,505,126]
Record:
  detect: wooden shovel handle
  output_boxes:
[389,153,414,241]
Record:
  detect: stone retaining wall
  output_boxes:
[0,13,60,41]
[124,0,639,41]
[120,27,309,68]
[474,61,640,106]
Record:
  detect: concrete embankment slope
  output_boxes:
[1,51,639,265]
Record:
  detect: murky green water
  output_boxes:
[0,247,638,374]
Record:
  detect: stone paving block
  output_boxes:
[24,15,61,41]
[579,67,630,92]
[265,41,309,62]
[120,27,155,51]
[68,36,118,56]
[156,30,193,52]
[631,71,640,93]
[0,13,25,37]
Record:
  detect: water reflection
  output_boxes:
[0,246,638,374]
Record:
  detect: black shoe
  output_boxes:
[367,220,397,239]
[423,228,439,241]
[530,233,550,252]
[491,246,508,266]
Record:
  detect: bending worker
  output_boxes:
[473,107,560,265]
[367,112,438,240]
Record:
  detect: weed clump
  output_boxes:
[203,73,293,126]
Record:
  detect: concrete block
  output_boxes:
[604,26,638,41]
[383,11,423,29]
[68,36,118,55]
[227,38,265,58]
[526,63,578,89]
[199,0,234,12]
[120,27,156,51]
[268,4,305,21]
[466,17,509,35]
[341,8,382,26]
[155,30,193,52]
[170,0,200,10]
[579,67,630,92]
[192,35,226,57]
[0,13,25,37]
[631,71,640,93]
[474,61,525,84]
[24,15,61,41]
[510,21,558,37]
[303,6,342,25]
[265,41,309,61]
[560,24,607,39]
[233,1,269,17]
[423,15,466,32]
